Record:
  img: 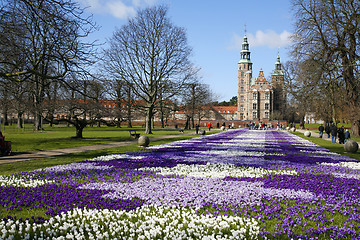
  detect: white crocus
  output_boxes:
[139,163,296,178]
[0,175,54,187]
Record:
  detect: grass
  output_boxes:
[292,123,360,143]
[292,132,360,161]
[0,133,207,175]
[1,124,197,153]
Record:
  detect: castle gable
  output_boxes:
[251,70,271,91]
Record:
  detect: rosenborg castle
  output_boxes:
[236,34,286,121]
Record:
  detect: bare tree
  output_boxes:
[104,5,197,134]
[0,0,97,81]
[0,0,98,130]
[181,83,214,129]
[105,77,136,128]
[291,0,360,136]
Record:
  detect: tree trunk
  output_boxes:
[160,111,165,128]
[17,112,23,132]
[351,120,360,137]
[3,112,8,126]
[75,126,84,138]
[34,113,42,131]
[48,113,54,127]
[117,117,121,128]
[184,116,191,130]
[127,120,132,128]
[126,106,132,128]
[145,105,154,134]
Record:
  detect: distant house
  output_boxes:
[210,106,238,120]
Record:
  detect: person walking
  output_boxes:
[338,125,345,144]
[325,123,331,138]
[318,124,325,138]
[330,123,337,143]
[195,124,199,134]
[344,129,350,143]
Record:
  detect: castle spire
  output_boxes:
[275,52,281,70]
[239,29,251,64]
[272,51,284,76]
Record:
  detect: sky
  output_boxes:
[77,0,294,102]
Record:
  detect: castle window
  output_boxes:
[253,92,257,100]
[241,87,244,93]
[253,103,257,110]
[240,105,244,111]
[253,112,257,119]
[265,92,269,100]
[265,103,269,110]
[265,112,269,118]
[241,72,244,77]
[240,96,244,102]
[241,79,244,84]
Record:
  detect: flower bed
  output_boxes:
[1,129,360,239]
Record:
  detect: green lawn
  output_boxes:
[293,123,360,143]
[0,132,210,175]
[293,131,360,161]
[1,124,196,152]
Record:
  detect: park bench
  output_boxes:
[129,130,140,139]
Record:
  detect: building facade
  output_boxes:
[237,34,285,121]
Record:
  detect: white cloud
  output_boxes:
[132,0,158,7]
[229,30,293,50]
[77,0,158,19]
[107,1,136,19]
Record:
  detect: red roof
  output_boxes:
[212,106,237,114]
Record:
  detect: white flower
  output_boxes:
[0,175,54,187]
[139,163,296,179]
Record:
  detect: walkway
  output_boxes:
[0,134,193,165]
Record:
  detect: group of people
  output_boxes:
[318,123,350,144]
[248,122,272,130]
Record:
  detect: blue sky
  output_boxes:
[77,0,293,102]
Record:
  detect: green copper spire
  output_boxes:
[239,33,251,63]
[272,52,284,76]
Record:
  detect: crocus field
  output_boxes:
[1,129,360,239]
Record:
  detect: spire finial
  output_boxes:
[244,24,247,35]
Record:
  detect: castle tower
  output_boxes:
[237,34,252,120]
[271,54,285,118]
